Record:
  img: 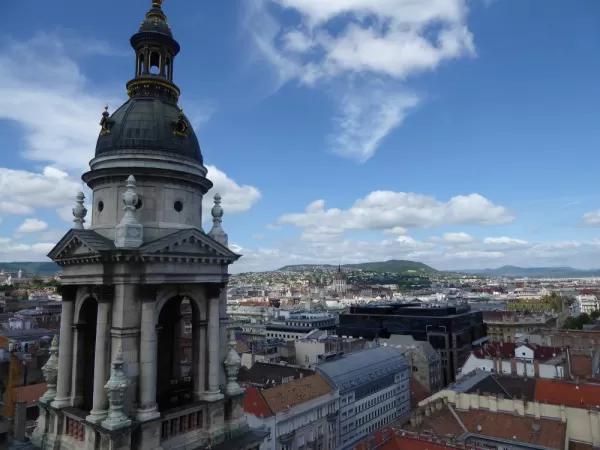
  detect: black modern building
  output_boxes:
[337,302,487,385]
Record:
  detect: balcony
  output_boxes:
[278,430,295,443]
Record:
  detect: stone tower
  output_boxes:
[32,1,266,449]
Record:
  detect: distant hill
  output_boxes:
[459,265,600,278]
[279,259,438,275]
[0,262,61,277]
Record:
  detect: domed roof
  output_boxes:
[95,98,203,164]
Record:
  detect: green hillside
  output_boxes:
[0,262,61,276]
[279,259,438,274]
[344,259,438,274]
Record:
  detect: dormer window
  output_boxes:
[172,108,189,137]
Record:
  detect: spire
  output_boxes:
[127,0,181,103]
[72,192,87,229]
[114,175,144,248]
[208,193,228,247]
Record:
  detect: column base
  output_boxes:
[136,405,161,422]
[202,390,224,402]
[51,396,71,409]
[86,409,108,424]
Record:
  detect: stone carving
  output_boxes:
[114,175,144,248]
[223,327,244,396]
[208,193,228,247]
[101,345,132,430]
[72,192,87,229]
[40,335,59,402]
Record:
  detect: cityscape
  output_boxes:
[1,1,600,450]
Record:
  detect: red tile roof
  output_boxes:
[570,356,593,378]
[14,383,47,407]
[534,379,600,408]
[409,378,430,408]
[473,342,563,362]
[243,387,273,418]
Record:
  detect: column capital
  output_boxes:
[57,285,78,300]
[92,285,115,303]
[139,285,158,301]
[204,283,226,300]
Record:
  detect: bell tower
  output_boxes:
[31,2,267,450]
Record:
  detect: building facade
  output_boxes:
[377,335,442,394]
[338,303,487,385]
[316,346,411,449]
[244,374,339,450]
[31,2,265,449]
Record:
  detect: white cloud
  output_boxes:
[244,0,476,161]
[0,33,261,235]
[276,191,513,235]
[232,235,600,273]
[331,84,420,161]
[582,210,600,227]
[0,238,56,262]
[443,232,474,244]
[16,218,48,234]
[483,236,530,250]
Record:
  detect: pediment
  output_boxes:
[139,228,240,262]
[47,229,116,261]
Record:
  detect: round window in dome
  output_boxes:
[97,201,104,212]
[174,201,183,212]
[136,198,143,210]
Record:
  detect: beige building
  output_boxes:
[484,310,556,342]
[244,374,339,450]
[376,335,442,394]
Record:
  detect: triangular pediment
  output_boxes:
[47,229,116,261]
[139,228,240,262]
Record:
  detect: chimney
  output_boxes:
[13,400,26,441]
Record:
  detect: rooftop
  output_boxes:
[405,403,566,449]
[465,373,537,401]
[237,362,315,389]
[316,346,408,392]
[534,379,600,408]
[244,373,333,417]
[261,373,332,414]
[473,341,563,362]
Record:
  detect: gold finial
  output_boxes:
[152,0,163,7]
[104,104,109,111]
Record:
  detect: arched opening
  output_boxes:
[149,51,161,75]
[138,53,146,76]
[78,298,98,412]
[165,56,171,80]
[156,296,197,410]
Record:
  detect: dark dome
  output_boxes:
[95,97,203,164]
[138,6,173,37]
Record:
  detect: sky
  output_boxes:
[2,0,600,273]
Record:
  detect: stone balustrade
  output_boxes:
[66,417,85,442]
[161,408,204,441]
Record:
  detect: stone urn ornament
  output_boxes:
[102,345,132,430]
[40,335,59,402]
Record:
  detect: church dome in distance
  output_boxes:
[93,0,203,165]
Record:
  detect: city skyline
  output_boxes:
[2,0,600,273]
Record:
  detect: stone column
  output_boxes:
[194,320,207,397]
[52,290,75,409]
[86,298,111,423]
[203,289,223,401]
[137,295,160,421]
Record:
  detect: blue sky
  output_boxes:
[2,0,600,272]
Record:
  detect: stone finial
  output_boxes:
[40,335,59,403]
[223,326,244,396]
[114,175,143,248]
[102,345,131,431]
[72,192,87,229]
[208,193,228,247]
